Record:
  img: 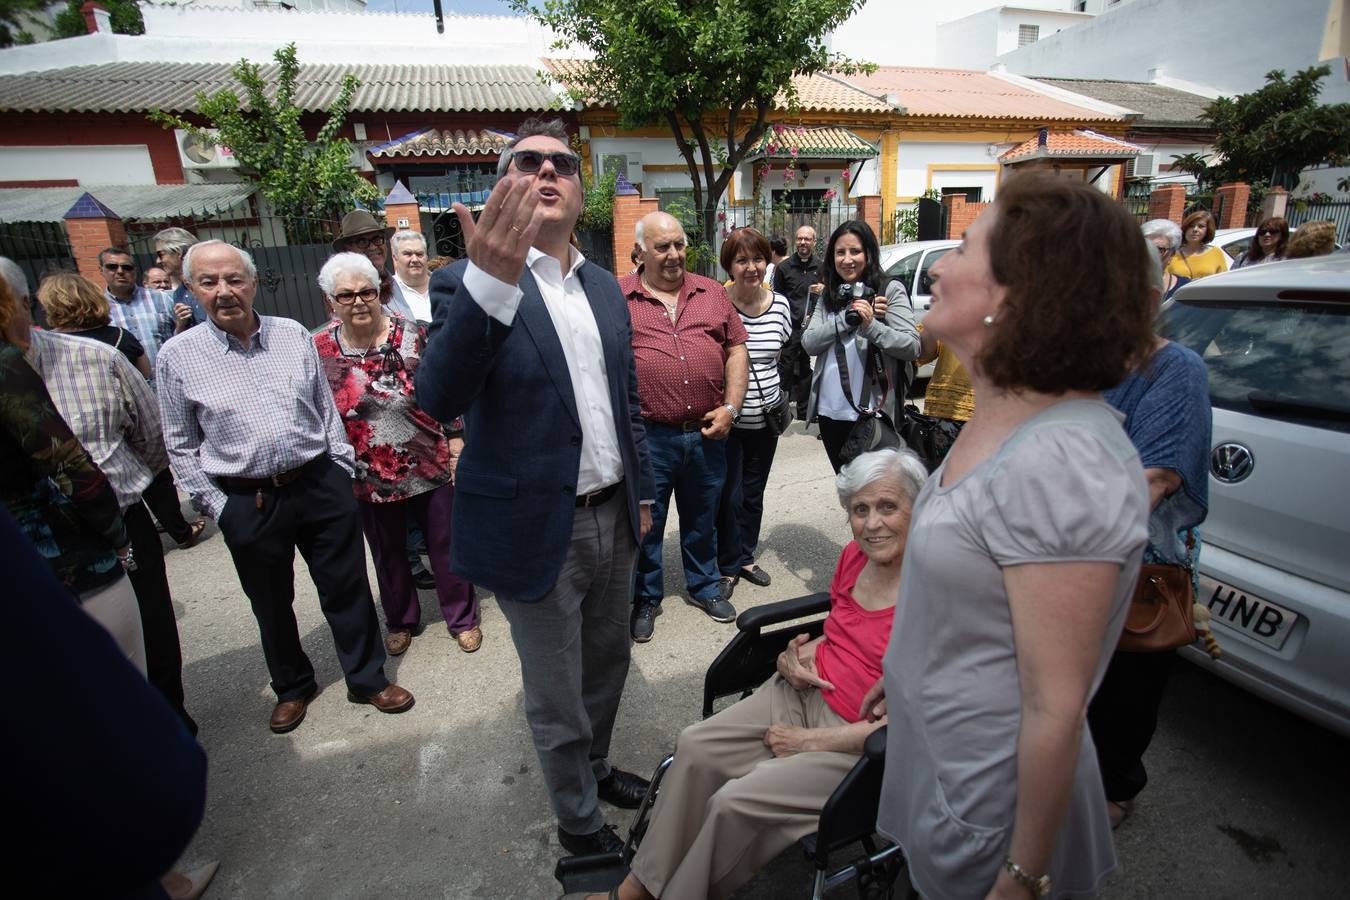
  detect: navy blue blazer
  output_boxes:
[415,257,654,602]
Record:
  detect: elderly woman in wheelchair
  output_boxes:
[567,447,926,900]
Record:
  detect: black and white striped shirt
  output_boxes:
[735,291,792,430]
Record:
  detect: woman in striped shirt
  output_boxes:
[716,227,792,598]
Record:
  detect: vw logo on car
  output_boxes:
[1210,442,1254,483]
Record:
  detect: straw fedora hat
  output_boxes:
[332,210,392,251]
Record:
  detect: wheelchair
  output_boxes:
[555,592,912,899]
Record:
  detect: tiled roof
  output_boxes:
[541,59,892,114]
[0,62,561,114]
[0,183,257,223]
[841,67,1122,121]
[1000,130,1143,163]
[747,126,878,159]
[1030,78,1214,127]
[368,127,512,159]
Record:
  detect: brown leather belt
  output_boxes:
[576,481,621,508]
[648,419,703,432]
[216,455,327,493]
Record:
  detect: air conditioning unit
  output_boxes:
[599,152,643,183]
[175,129,239,170]
[1125,153,1157,179]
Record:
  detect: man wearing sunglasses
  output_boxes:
[417,117,656,859]
[100,248,190,374]
[330,210,416,323]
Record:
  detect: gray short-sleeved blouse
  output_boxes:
[878,399,1148,899]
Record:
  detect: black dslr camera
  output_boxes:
[839,282,876,328]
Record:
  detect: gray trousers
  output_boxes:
[496,493,636,835]
[630,674,857,900]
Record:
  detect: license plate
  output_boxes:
[1198,575,1299,651]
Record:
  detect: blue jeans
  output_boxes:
[635,423,727,606]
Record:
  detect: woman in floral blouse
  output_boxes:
[313,253,480,654]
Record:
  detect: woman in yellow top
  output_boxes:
[916,324,973,424]
[1167,209,1229,280]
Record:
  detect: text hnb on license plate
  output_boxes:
[1198,575,1298,651]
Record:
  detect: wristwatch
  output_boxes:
[723,403,740,423]
[1004,858,1051,898]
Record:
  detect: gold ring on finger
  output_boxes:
[510,224,523,234]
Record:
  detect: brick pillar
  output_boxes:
[611,173,658,276]
[63,192,126,282]
[1147,184,1185,224]
[383,181,421,236]
[1261,185,1288,222]
[81,1,110,33]
[941,193,967,240]
[857,195,882,242]
[1214,182,1250,228]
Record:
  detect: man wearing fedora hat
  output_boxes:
[332,210,416,322]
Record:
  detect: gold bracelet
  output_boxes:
[1003,857,1051,898]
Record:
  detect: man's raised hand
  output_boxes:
[453,175,544,285]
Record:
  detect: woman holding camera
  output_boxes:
[802,221,921,472]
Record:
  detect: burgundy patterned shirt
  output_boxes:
[313,315,452,503]
[620,271,748,426]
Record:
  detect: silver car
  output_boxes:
[1157,255,1350,737]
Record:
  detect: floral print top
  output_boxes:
[0,342,128,596]
[313,315,456,503]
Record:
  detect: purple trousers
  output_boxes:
[357,483,478,634]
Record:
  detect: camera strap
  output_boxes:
[834,337,889,418]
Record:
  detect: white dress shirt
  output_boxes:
[462,249,624,494]
[394,275,432,323]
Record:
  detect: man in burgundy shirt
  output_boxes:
[622,211,748,642]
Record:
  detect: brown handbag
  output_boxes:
[1119,562,1196,653]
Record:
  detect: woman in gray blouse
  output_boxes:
[859,175,1156,899]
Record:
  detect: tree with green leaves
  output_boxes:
[1,0,48,46]
[1174,66,1350,191]
[150,43,378,221]
[52,0,143,38]
[513,0,871,246]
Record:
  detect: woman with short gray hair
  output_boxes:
[1141,218,1188,300]
[312,252,481,655]
[566,447,923,900]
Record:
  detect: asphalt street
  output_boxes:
[162,422,1349,899]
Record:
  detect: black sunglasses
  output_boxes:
[1257,228,1280,236]
[332,288,379,306]
[103,263,135,272]
[508,149,581,177]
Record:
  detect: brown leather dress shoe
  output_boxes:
[385,629,413,656]
[270,688,317,734]
[347,683,415,714]
[454,625,483,653]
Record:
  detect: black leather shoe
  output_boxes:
[596,767,650,809]
[740,565,771,587]
[411,563,435,590]
[557,822,624,856]
[631,603,660,643]
[719,575,737,602]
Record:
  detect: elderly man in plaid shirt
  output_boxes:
[156,240,414,734]
[21,317,197,734]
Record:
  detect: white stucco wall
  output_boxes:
[937,7,1095,68]
[0,145,157,184]
[896,141,1009,200]
[996,0,1350,105]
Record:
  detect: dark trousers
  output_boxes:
[358,483,478,634]
[817,415,856,474]
[779,329,813,417]
[123,500,196,735]
[717,426,779,576]
[142,467,193,544]
[1087,649,1175,802]
[216,457,387,702]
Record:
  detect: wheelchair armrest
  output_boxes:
[734,592,831,634]
[863,724,887,761]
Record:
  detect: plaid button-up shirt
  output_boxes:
[105,286,178,373]
[155,314,355,519]
[25,329,168,509]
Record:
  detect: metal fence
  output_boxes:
[1287,199,1350,246]
[124,199,347,330]
[0,220,76,295]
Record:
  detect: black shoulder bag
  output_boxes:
[835,337,899,467]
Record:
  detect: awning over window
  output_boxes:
[744,126,879,162]
[368,128,512,160]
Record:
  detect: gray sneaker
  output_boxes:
[690,591,737,623]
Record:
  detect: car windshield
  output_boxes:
[884,251,921,294]
[1159,295,1350,433]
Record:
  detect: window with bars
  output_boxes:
[1018,24,1040,46]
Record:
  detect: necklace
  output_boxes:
[643,278,680,322]
[337,318,390,360]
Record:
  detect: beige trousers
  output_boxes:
[82,574,146,677]
[630,674,859,900]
